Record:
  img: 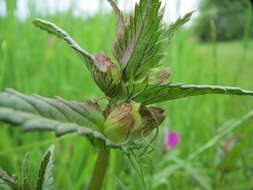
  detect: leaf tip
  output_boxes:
[32,18,43,27]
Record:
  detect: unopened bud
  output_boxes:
[104,63,121,86]
[103,101,142,144]
[131,106,165,139]
[94,52,121,95]
[148,67,171,85]
[95,52,113,72]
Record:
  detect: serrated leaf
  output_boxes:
[111,0,193,83]
[33,19,120,97]
[36,146,54,190]
[132,83,253,105]
[0,169,18,190]
[132,11,194,81]
[114,0,164,80]
[165,11,195,41]
[0,89,120,148]
[107,0,126,41]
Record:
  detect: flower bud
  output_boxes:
[95,52,114,73]
[148,67,171,85]
[131,106,165,139]
[103,101,142,144]
[104,63,121,87]
[93,52,121,95]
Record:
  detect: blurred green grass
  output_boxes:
[0,10,253,190]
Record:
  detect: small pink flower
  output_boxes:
[166,131,180,149]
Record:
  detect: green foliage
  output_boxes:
[21,154,33,190]
[0,89,119,148]
[0,0,252,148]
[33,19,123,99]
[152,109,253,188]
[112,0,165,80]
[31,3,253,109]
[133,83,253,105]
[194,0,253,41]
[0,0,253,189]
[110,0,194,95]
[36,146,54,190]
[0,146,55,190]
[0,169,18,190]
[32,3,195,103]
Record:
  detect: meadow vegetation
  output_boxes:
[0,3,253,190]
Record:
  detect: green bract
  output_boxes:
[0,0,253,148]
[104,101,142,144]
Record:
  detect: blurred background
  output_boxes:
[0,0,253,189]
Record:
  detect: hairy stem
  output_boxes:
[88,148,111,190]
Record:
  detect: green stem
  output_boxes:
[88,148,111,190]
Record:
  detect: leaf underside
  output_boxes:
[0,89,120,148]
[132,84,253,105]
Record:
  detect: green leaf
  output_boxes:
[21,154,33,190]
[36,146,54,190]
[33,19,120,97]
[0,89,120,148]
[0,169,18,190]
[107,0,126,42]
[166,11,195,41]
[112,0,164,79]
[132,83,253,105]
[111,0,193,82]
[33,19,94,71]
[109,0,193,102]
[134,11,194,79]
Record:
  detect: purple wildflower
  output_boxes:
[166,131,180,149]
